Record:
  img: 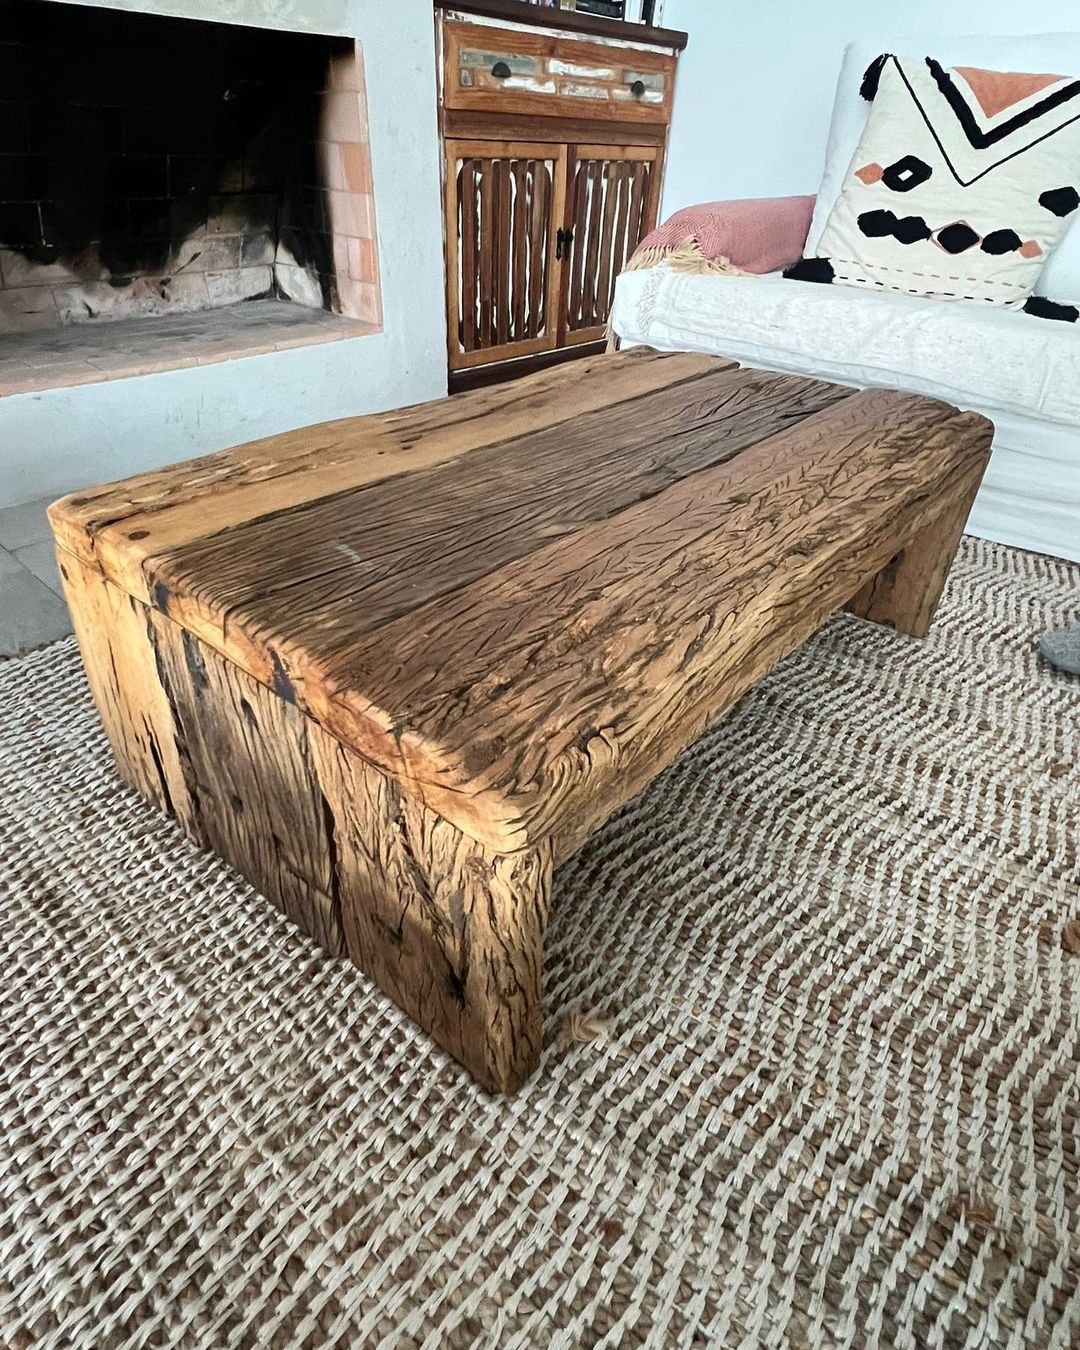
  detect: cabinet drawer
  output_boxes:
[442,20,676,125]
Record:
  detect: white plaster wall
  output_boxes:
[0,0,447,508]
[661,0,1080,213]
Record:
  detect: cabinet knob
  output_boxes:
[629,79,646,97]
[492,60,512,79]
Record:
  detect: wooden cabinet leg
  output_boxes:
[312,732,553,1094]
[847,473,982,638]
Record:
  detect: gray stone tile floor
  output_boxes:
[0,495,74,656]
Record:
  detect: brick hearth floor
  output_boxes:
[0,298,376,396]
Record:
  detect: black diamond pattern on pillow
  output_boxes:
[857,209,932,244]
[981,228,1023,254]
[894,215,933,244]
[858,209,896,237]
[1039,186,1080,217]
[881,155,933,192]
[937,222,980,254]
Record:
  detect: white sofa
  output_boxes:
[611,32,1080,565]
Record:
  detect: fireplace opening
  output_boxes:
[0,1,381,392]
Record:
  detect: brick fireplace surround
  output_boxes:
[0,2,382,395]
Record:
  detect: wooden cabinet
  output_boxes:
[443,138,660,369]
[435,3,685,385]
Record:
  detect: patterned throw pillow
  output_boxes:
[787,54,1080,320]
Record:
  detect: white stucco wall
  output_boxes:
[661,1,1080,213]
[0,0,447,508]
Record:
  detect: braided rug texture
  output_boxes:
[1,537,1078,1349]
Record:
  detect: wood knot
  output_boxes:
[268,650,296,705]
[1062,921,1080,955]
[461,736,505,775]
[464,856,490,882]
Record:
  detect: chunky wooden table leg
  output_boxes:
[847,470,985,638]
[57,549,196,829]
[311,732,553,1094]
[61,549,552,1093]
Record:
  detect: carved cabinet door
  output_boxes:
[559,144,662,347]
[444,139,569,371]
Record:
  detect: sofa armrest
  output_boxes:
[628,194,815,275]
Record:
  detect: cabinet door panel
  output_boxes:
[445,139,567,370]
[561,145,661,346]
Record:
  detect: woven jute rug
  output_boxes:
[1,537,1078,1349]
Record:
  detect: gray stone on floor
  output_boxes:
[0,548,73,656]
[13,539,64,595]
[0,495,54,551]
[1038,624,1080,675]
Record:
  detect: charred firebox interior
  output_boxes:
[0,1,380,391]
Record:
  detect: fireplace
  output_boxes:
[0,1,381,393]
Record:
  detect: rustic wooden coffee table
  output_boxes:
[50,351,992,1092]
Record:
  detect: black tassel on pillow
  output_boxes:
[783,258,835,284]
[1024,296,1079,322]
[860,54,891,102]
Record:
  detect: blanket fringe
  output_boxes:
[607,234,751,352]
[622,234,752,277]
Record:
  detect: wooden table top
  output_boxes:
[51,350,991,856]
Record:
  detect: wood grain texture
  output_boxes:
[432,0,689,52]
[151,620,346,957]
[442,108,669,149]
[561,146,658,344]
[435,12,677,379]
[61,561,551,1089]
[147,366,851,690]
[447,338,608,392]
[846,468,984,638]
[310,732,552,1092]
[58,550,194,832]
[61,551,345,955]
[54,353,994,1090]
[49,349,718,598]
[52,357,992,859]
[527,157,549,338]
[446,139,569,370]
[304,389,993,853]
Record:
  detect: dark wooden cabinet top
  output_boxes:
[433,0,689,51]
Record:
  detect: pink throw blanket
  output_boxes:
[627,195,815,276]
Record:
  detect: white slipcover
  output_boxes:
[610,265,1080,563]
